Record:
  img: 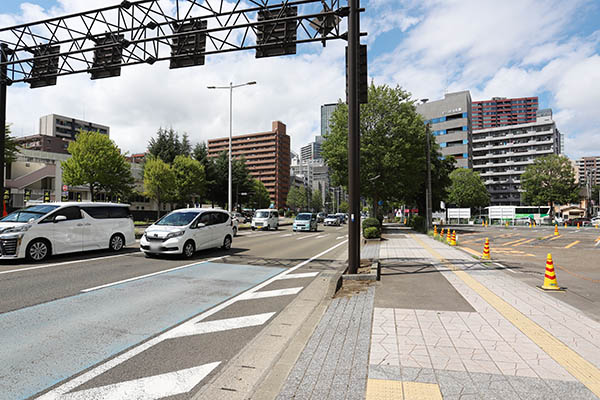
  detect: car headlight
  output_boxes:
[1,225,32,234]
[166,230,185,239]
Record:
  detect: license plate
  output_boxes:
[150,243,160,251]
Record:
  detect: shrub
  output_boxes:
[362,217,380,232]
[410,215,426,233]
[364,226,381,239]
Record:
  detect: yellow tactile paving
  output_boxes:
[365,379,443,400]
[565,240,580,249]
[413,235,600,398]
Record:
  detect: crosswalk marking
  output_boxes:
[239,287,303,300]
[58,362,220,400]
[278,272,319,280]
[163,313,275,340]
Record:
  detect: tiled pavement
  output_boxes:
[367,231,600,399]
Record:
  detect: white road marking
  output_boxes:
[57,362,221,400]
[336,236,345,240]
[282,233,293,237]
[164,313,275,340]
[0,253,135,276]
[278,272,319,280]
[316,234,329,239]
[494,262,518,274]
[81,256,228,293]
[239,287,303,300]
[297,233,321,240]
[248,231,281,238]
[37,240,348,400]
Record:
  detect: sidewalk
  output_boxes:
[273,226,600,399]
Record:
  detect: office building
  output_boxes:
[576,157,600,186]
[15,134,71,154]
[416,91,473,168]
[472,97,538,130]
[472,109,561,205]
[321,103,338,136]
[39,113,110,140]
[300,135,324,161]
[207,121,291,208]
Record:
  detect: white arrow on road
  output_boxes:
[57,362,220,400]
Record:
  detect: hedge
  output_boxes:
[364,226,381,239]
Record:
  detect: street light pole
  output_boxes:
[207,81,256,213]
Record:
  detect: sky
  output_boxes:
[1,0,599,159]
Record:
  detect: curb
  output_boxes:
[192,269,344,400]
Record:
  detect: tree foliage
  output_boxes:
[521,155,579,211]
[172,155,205,206]
[143,156,176,218]
[446,169,489,208]
[339,200,349,213]
[208,151,253,208]
[62,130,134,200]
[4,124,18,165]
[321,84,452,216]
[311,189,323,212]
[249,179,271,209]
[287,185,307,211]
[147,128,189,163]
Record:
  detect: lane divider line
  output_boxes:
[0,253,136,276]
[549,235,561,241]
[36,240,349,400]
[296,233,321,241]
[278,272,320,280]
[81,256,229,293]
[412,234,600,398]
[564,240,580,249]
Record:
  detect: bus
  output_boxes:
[488,206,551,225]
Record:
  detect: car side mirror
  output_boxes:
[195,222,206,229]
[54,215,67,223]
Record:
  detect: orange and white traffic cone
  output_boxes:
[482,237,490,260]
[451,230,457,246]
[538,253,564,291]
[554,224,559,236]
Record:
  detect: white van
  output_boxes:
[0,202,135,262]
[251,209,279,230]
[140,208,233,258]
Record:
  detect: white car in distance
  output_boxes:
[140,208,233,258]
[323,214,341,226]
[251,209,279,230]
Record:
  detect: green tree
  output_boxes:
[4,124,18,165]
[321,84,451,217]
[147,127,184,163]
[180,133,192,156]
[172,155,205,206]
[446,169,490,208]
[311,189,323,212]
[521,155,579,216]
[287,185,308,211]
[209,151,253,208]
[249,179,271,209]
[324,189,332,212]
[339,200,349,213]
[143,156,176,219]
[193,142,218,206]
[62,130,134,200]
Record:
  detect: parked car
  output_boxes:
[324,214,341,226]
[566,218,590,227]
[293,213,318,232]
[335,213,347,224]
[592,217,600,227]
[316,212,326,223]
[0,202,135,262]
[140,208,233,258]
[251,209,279,230]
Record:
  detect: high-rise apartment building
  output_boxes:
[300,135,324,161]
[321,103,338,136]
[576,157,600,186]
[416,91,473,168]
[39,114,110,140]
[472,109,561,205]
[472,97,538,131]
[207,121,291,208]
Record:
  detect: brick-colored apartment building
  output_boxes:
[207,121,291,208]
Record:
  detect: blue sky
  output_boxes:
[1,0,599,159]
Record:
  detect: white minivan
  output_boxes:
[140,208,233,258]
[251,209,279,230]
[0,202,135,262]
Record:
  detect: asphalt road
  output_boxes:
[0,224,349,400]
[449,224,600,322]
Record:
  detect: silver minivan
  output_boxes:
[140,208,233,258]
[0,202,135,262]
[251,209,279,230]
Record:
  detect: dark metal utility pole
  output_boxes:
[347,0,360,274]
[425,124,432,230]
[0,44,7,202]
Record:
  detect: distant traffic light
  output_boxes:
[256,6,298,58]
[169,19,207,69]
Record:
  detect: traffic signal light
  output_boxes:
[346,44,368,104]
[89,34,125,80]
[26,44,60,88]
[169,19,207,69]
[256,6,298,58]
[43,191,51,203]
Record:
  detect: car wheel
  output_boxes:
[222,235,232,250]
[233,226,238,237]
[275,224,279,230]
[251,227,256,231]
[26,239,50,262]
[182,240,195,258]
[109,234,125,252]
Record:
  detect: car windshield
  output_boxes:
[327,215,337,219]
[155,211,199,226]
[296,214,311,220]
[255,211,269,218]
[0,205,60,223]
